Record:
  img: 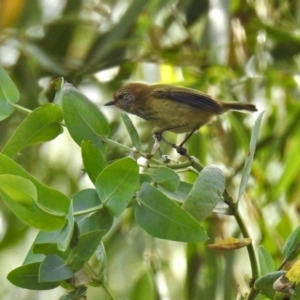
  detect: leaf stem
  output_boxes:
[11,103,33,114]
[73,204,104,216]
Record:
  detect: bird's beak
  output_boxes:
[104,100,115,106]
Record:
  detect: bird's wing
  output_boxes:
[151,86,223,113]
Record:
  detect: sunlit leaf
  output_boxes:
[0,175,37,205]
[0,63,20,103]
[2,104,63,158]
[0,153,69,230]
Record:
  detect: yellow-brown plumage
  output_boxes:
[105,82,257,135]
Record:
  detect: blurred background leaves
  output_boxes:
[0,0,300,299]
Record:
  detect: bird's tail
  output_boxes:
[222,101,257,112]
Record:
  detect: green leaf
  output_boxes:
[32,230,63,257]
[95,242,107,282]
[72,189,102,212]
[76,210,113,237]
[131,270,156,300]
[121,112,142,151]
[0,175,37,205]
[182,166,225,221]
[59,82,109,150]
[153,167,180,192]
[81,139,107,183]
[0,64,20,103]
[158,181,192,203]
[23,243,46,265]
[135,183,208,242]
[272,135,300,200]
[73,189,113,237]
[39,254,74,282]
[96,157,139,217]
[0,184,65,231]
[258,245,275,275]
[7,263,60,290]
[283,226,300,261]
[59,286,88,300]
[0,153,69,230]
[238,111,264,201]
[57,205,75,252]
[0,100,14,121]
[253,270,286,299]
[2,103,63,158]
[67,230,103,270]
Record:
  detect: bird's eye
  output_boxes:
[118,93,127,100]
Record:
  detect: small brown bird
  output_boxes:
[105,83,257,155]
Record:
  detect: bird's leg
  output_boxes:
[176,130,196,154]
[153,125,193,156]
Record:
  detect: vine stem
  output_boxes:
[223,190,260,300]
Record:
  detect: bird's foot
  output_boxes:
[174,145,187,155]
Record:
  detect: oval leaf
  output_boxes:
[121,112,142,151]
[60,82,109,150]
[81,139,107,184]
[60,286,88,300]
[2,103,63,158]
[254,270,286,299]
[0,64,20,103]
[154,167,180,192]
[67,230,104,270]
[7,263,60,290]
[0,100,14,121]
[283,226,300,261]
[258,245,275,275]
[0,153,69,230]
[95,158,139,217]
[238,111,264,201]
[135,183,208,242]
[0,175,37,205]
[73,189,113,236]
[182,165,226,221]
[39,254,74,282]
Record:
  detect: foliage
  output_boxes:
[1,1,300,300]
